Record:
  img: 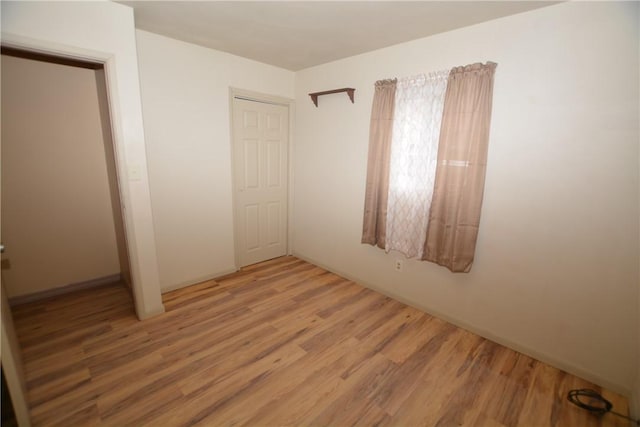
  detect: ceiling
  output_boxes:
[117,1,557,71]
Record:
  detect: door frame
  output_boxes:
[0,33,164,425]
[0,33,164,320]
[229,88,295,269]
[1,282,31,426]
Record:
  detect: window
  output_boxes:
[362,62,497,273]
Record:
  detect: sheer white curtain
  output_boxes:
[385,71,449,258]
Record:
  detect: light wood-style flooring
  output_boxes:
[11,256,629,426]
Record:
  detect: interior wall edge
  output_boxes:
[291,251,632,398]
[0,282,31,426]
[0,328,31,427]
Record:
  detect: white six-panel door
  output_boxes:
[232,98,289,267]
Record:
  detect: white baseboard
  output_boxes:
[291,251,632,398]
[9,273,123,306]
[160,267,238,294]
[136,304,166,320]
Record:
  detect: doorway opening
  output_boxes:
[1,46,132,305]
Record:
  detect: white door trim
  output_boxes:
[1,282,31,426]
[229,88,295,269]
[0,27,163,427]
[0,32,164,319]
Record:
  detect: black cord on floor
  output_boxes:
[567,389,640,425]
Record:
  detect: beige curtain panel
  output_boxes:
[361,79,397,248]
[422,62,498,272]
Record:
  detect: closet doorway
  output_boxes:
[1,48,131,307]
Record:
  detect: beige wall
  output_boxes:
[293,1,639,394]
[135,30,294,291]
[1,54,125,297]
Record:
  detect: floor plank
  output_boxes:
[11,256,630,426]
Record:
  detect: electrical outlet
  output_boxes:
[394,259,403,272]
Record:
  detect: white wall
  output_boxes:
[1,55,123,297]
[135,30,294,291]
[293,1,639,394]
[1,1,164,318]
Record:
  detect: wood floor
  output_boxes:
[11,256,629,426]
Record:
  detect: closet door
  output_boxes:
[232,98,288,267]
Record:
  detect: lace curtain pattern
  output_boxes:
[385,71,449,258]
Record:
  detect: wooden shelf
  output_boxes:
[309,88,355,107]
